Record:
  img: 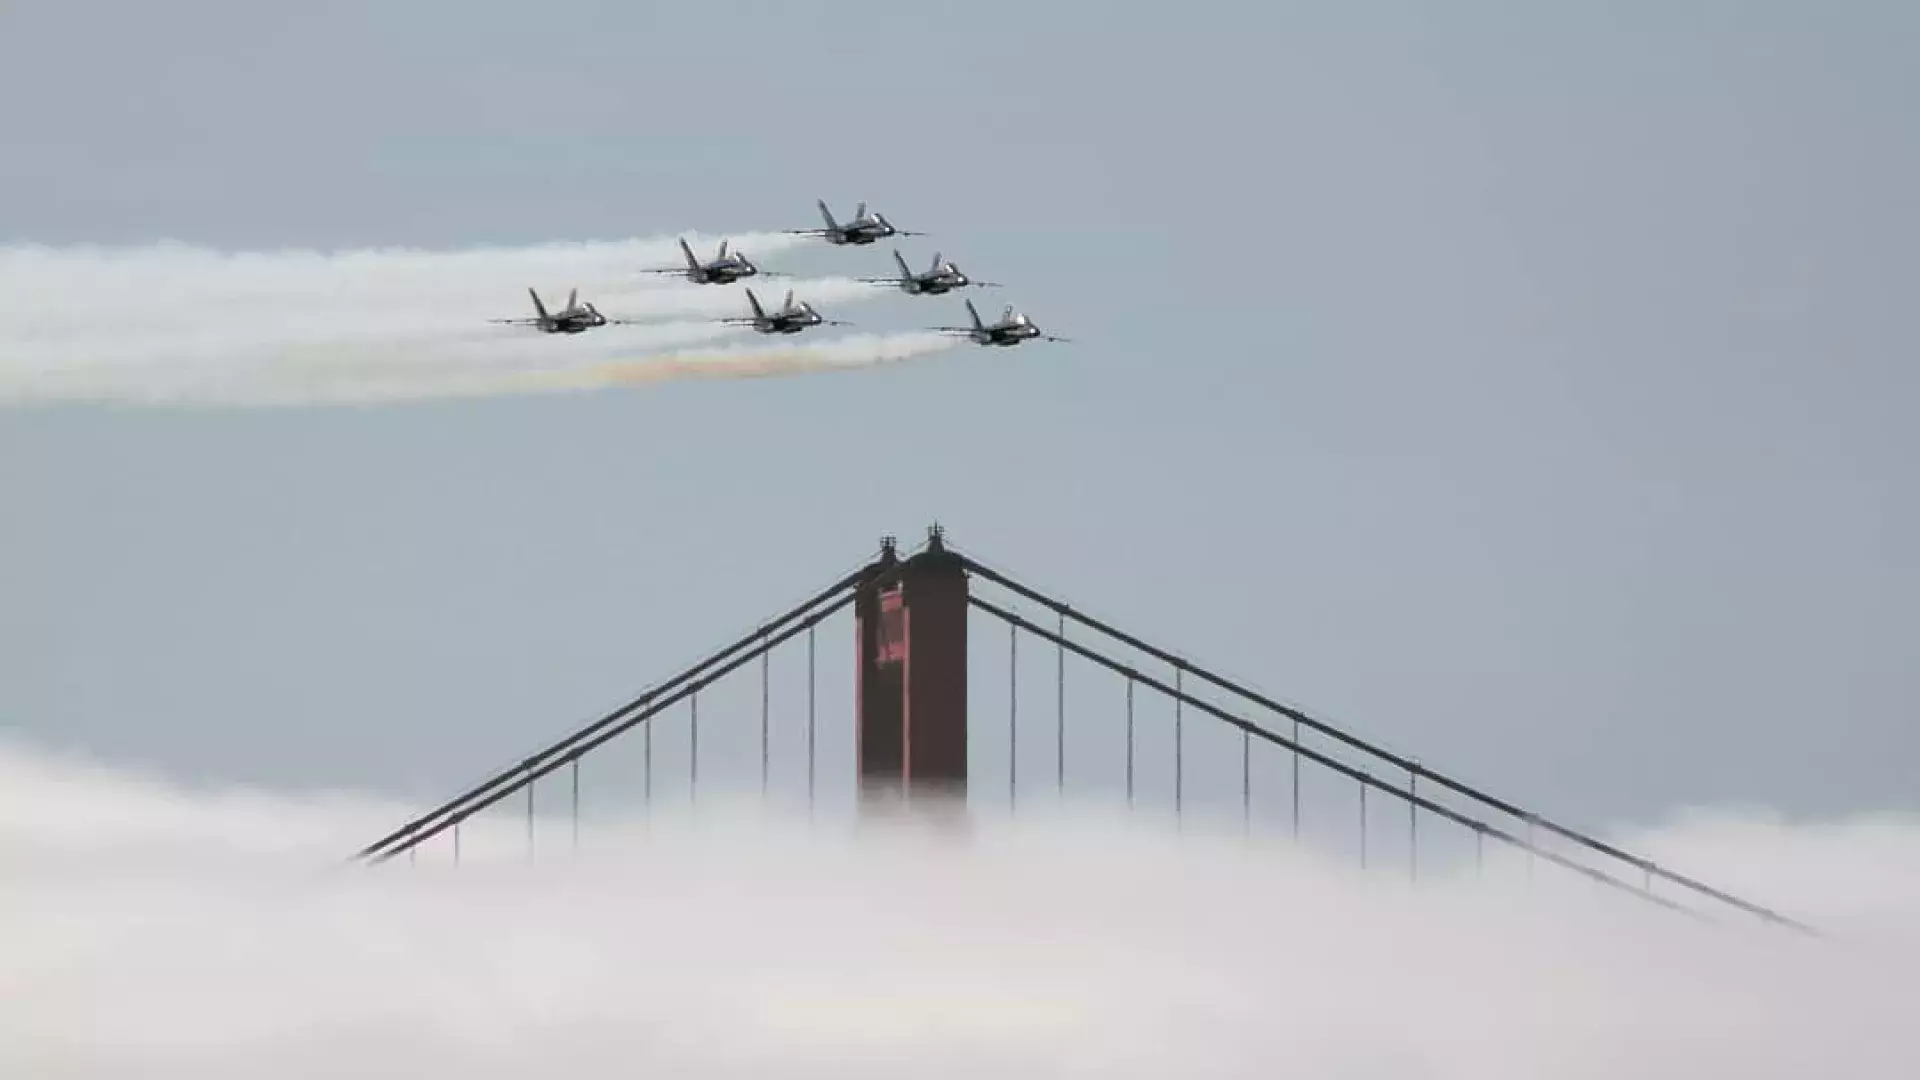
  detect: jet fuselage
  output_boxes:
[901,274,963,295]
[540,309,606,333]
[829,225,890,245]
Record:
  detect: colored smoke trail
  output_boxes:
[0,332,966,407]
[0,737,1913,1078]
[554,331,966,391]
[0,235,923,407]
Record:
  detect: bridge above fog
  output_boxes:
[355,525,1816,936]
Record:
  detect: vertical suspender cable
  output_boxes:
[1174,667,1184,822]
[1009,624,1018,811]
[807,624,816,818]
[1242,729,1251,836]
[1409,767,1419,882]
[1359,778,1368,869]
[1056,612,1065,795]
[761,637,770,797]
[1291,717,1301,841]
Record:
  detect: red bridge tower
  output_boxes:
[853,525,968,806]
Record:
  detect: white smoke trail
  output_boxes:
[0,235,915,407]
[0,736,1912,1078]
[0,232,806,316]
[531,330,969,395]
[2,330,966,407]
[339,329,967,406]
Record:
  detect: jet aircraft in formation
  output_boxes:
[719,288,854,335]
[861,249,998,296]
[489,200,1065,347]
[786,199,923,246]
[642,238,776,285]
[929,299,1070,347]
[489,288,637,334]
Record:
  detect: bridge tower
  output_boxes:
[853,525,969,807]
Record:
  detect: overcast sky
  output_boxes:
[2,1,1914,843]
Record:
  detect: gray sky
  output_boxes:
[2,1,1915,838]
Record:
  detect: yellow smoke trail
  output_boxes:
[116,332,971,407]
[547,332,965,392]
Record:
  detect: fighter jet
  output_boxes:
[642,238,776,285]
[489,288,635,334]
[860,249,998,296]
[787,200,923,246]
[720,287,853,335]
[930,299,1070,347]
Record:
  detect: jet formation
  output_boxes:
[492,199,1067,348]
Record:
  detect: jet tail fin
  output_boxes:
[678,238,699,270]
[816,199,838,231]
[529,288,550,321]
[966,298,984,331]
[565,287,578,312]
[929,251,944,273]
[781,288,796,312]
[744,287,766,320]
[892,249,913,280]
